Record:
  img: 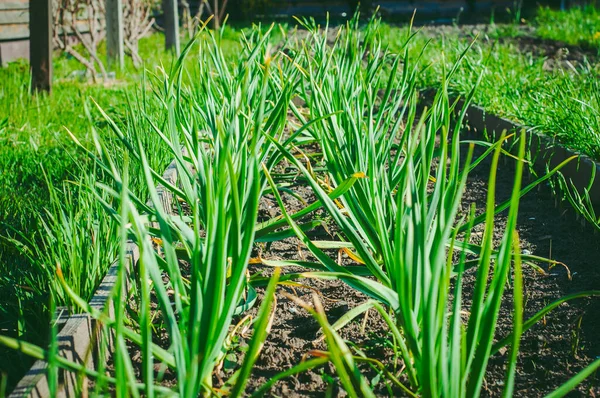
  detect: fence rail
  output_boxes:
[0,0,28,41]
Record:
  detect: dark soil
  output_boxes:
[245,185,398,396]
[461,146,600,397]
[498,35,598,71]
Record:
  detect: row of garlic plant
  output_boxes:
[87,24,303,396]
[265,14,600,397]
[1,22,296,397]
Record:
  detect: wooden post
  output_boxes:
[29,0,53,93]
[163,0,180,55]
[213,0,220,30]
[106,0,125,69]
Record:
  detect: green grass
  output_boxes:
[535,5,600,52]
[378,5,600,161]
[0,63,137,388]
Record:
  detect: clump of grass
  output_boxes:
[530,67,600,159]
[7,170,119,310]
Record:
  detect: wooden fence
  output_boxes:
[0,1,28,64]
[0,0,567,65]
[0,1,29,42]
[0,0,103,65]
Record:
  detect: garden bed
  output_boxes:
[117,137,600,396]
[13,81,600,398]
[46,120,600,397]
[7,11,600,397]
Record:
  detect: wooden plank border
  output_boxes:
[10,158,179,397]
[457,102,600,207]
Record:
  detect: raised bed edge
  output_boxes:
[459,102,600,206]
[9,158,179,398]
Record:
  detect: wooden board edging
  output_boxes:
[10,158,179,397]
[457,102,600,207]
[9,244,138,398]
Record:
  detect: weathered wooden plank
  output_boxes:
[106,0,124,68]
[1,0,104,11]
[0,23,29,41]
[0,9,29,25]
[0,0,29,11]
[0,22,99,41]
[29,0,52,93]
[0,39,29,65]
[9,261,132,397]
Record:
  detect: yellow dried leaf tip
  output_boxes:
[56,262,63,280]
[151,237,164,246]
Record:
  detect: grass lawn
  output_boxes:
[383,5,600,160]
